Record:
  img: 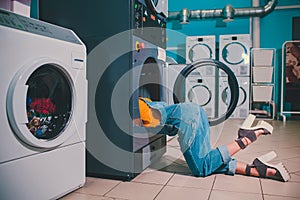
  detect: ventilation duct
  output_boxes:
[168,0,278,24]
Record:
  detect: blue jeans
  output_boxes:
[145,101,236,177]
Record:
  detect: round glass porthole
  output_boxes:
[25,64,72,140]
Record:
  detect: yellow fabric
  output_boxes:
[138,98,160,127]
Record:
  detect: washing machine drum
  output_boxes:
[173,59,239,126]
[187,84,212,107]
[188,43,213,62]
[7,63,74,149]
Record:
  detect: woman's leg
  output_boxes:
[166,103,270,177]
[182,125,269,177]
[226,129,266,156]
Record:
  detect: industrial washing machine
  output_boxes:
[0,9,87,199]
[219,34,252,76]
[186,75,216,118]
[186,35,216,76]
[39,0,168,180]
[166,64,217,118]
[219,76,250,119]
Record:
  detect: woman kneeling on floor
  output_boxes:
[137,97,290,182]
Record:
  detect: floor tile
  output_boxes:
[149,145,183,171]
[213,174,261,194]
[290,173,300,183]
[155,186,210,200]
[159,162,192,175]
[76,177,121,196]
[274,147,300,160]
[264,194,300,200]
[167,173,215,190]
[60,192,114,200]
[261,179,300,198]
[278,156,300,173]
[209,190,263,200]
[132,169,173,185]
[105,182,163,200]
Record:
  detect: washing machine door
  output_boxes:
[173,59,239,126]
[222,42,248,65]
[222,86,247,108]
[145,0,168,17]
[188,43,213,62]
[6,58,74,149]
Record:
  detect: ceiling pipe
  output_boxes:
[168,0,278,24]
[252,0,261,48]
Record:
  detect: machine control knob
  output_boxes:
[135,41,145,52]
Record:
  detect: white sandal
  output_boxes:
[235,114,273,149]
[246,151,290,182]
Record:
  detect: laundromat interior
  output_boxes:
[1,0,300,199]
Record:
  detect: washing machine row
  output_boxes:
[0,8,87,200]
[181,34,252,119]
[219,34,251,118]
[186,34,252,77]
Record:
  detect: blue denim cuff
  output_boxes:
[217,145,232,164]
[227,159,236,175]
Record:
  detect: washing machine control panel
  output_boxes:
[0,8,81,45]
[133,0,166,48]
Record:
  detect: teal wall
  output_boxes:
[166,0,300,110]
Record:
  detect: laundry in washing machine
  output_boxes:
[186,35,216,76]
[218,76,250,119]
[219,34,252,76]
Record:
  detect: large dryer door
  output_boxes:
[173,59,239,126]
[6,59,74,149]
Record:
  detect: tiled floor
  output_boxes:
[61,119,300,200]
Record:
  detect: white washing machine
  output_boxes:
[166,64,216,118]
[186,35,216,76]
[219,34,252,76]
[0,9,87,200]
[186,74,216,118]
[219,76,249,119]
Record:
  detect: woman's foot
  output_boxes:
[246,151,290,182]
[250,166,277,177]
[235,129,267,149]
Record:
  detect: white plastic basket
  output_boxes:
[253,67,273,83]
[252,49,274,66]
[252,85,273,102]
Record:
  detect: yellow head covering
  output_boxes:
[138,98,161,127]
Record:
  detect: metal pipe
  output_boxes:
[252,0,260,48]
[168,0,278,23]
